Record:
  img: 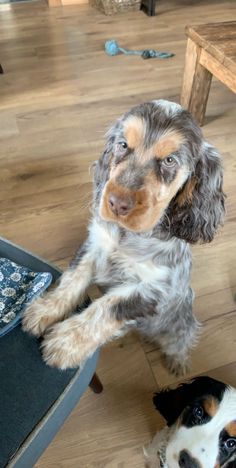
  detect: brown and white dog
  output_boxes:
[22,100,225,373]
[145,377,236,468]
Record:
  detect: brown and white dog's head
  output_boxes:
[94,100,225,243]
[148,377,236,468]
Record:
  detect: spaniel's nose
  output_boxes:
[108,193,134,216]
[179,450,200,468]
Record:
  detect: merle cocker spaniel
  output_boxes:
[22,100,225,374]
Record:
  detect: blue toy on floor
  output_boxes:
[105,39,174,59]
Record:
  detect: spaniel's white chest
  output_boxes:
[88,220,169,285]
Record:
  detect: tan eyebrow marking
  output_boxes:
[203,397,219,417]
[123,119,185,165]
[154,129,185,159]
[123,115,145,149]
[226,421,236,437]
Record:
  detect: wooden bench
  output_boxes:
[181,21,236,125]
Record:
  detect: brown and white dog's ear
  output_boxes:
[153,376,226,427]
[153,383,189,427]
[167,142,225,244]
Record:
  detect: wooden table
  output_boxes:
[181,21,236,125]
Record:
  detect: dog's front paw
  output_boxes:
[41,320,88,370]
[164,354,191,377]
[22,296,58,337]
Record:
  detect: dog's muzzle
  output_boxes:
[108,192,135,216]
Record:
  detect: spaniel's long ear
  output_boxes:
[93,118,123,191]
[92,123,119,203]
[168,142,225,244]
[153,377,226,427]
[93,136,114,187]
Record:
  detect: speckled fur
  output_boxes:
[22,100,225,371]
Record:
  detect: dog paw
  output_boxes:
[164,354,191,377]
[41,320,88,370]
[22,296,58,337]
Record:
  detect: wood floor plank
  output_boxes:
[147,310,236,388]
[208,362,236,387]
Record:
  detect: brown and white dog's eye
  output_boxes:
[162,156,177,167]
[192,405,204,421]
[225,438,236,450]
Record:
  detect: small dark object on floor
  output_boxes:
[142,49,174,59]
[0,64,4,74]
[89,373,103,393]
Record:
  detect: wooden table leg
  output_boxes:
[141,0,156,16]
[181,38,212,126]
[147,0,156,16]
[89,373,103,394]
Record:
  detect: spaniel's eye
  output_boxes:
[225,438,236,451]
[163,156,176,167]
[115,141,128,152]
[193,406,204,420]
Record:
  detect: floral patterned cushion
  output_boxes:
[0,258,52,337]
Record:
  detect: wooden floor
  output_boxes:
[0,0,236,466]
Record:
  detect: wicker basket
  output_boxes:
[90,0,141,15]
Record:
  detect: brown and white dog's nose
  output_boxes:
[179,450,200,468]
[108,193,134,216]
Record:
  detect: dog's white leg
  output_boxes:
[41,285,137,369]
[22,251,94,337]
